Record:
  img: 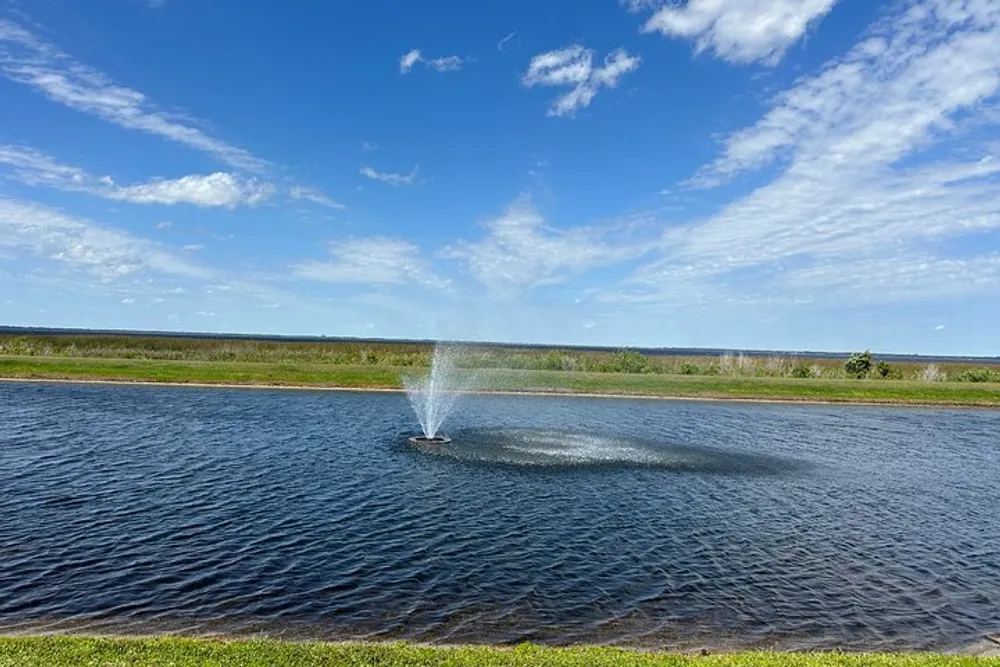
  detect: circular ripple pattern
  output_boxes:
[418,428,804,473]
[1,383,998,652]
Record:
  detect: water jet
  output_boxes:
[404,344,474,443]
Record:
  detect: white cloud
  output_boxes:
[108,172,273,207]
[429,56,463,72]
[293,237,447,288]
[399,48,422,73]
[637,0,840,65]
[399,48,464,74]
[0,144,88,187]
[523,45,640,117]
[359,165,419,186]
[156,221,172,230]
[0,196,211,281]
[441,196,652,293]
[0,20,268,172]
[0,145,273,207]
[934,324,946,330]
[361,141,378,152]
[181,244,204,252]
[611,0,1000,307]
[289,185,345,209]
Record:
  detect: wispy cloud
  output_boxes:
[293,237,448,288]
[360,141,378,152]
[359,165,419,187]
[634,0,839,65]
[610,0,1000,307]
[399,48,464,74]
[428,55,463,72]
[0,19,268,172]
[289,185,345,209]
[441,196,653,294]
[0,145,273,207]
[0,196,211,281]
[522,45,640,117]
[498,31,517,52]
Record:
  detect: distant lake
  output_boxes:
[1,382,998,652]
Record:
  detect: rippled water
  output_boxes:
[1,382,998,652]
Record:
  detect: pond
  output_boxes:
[1,382,998,652]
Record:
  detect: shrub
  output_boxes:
[612,349,652,374]
[953,367,1000,383]
[539,351,577,372]
[791,364,811,378]
[678,362,700,375]
[845,350,873,379]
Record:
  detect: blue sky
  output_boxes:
[1,0,999,355]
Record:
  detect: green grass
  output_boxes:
[0,356,403,389]
[0,637,995,667]
[2,355,1000,406]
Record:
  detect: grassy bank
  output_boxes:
[0,637,995,667]
[4,332,999,382]
[3,355,1000,406]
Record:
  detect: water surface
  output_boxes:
[1,382,998,651]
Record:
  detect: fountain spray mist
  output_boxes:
[404,344,474,439]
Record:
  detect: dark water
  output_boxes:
[1,382,998,652]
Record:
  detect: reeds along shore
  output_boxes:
[1,333,999,382]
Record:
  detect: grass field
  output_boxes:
[0,637,995,667]
[3,355,1000,406]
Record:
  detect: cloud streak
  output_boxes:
[399,48,464,74]
[289,185,345,209]
[611,0,1000,307]
[293,237,447,288]
[0,196,211,281]
[0,145,273,208]
[0,19,268,172]
[359,165,419,186]
[442,197,653,294]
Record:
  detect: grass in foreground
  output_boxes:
[2,355,1000,406]
[0,637,996,667]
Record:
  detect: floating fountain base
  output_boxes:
[409,435,452,446]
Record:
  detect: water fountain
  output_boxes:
[404,344,471,445]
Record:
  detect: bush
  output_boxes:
[611,349,652,374]
[845,350,873,379]
[953,367,1000,383]
[791,364,811,378]
[678,362,700,375]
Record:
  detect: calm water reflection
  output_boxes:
[1,382,998,651]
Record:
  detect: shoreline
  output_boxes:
[2,375,997,409]
[0,633,996,662]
